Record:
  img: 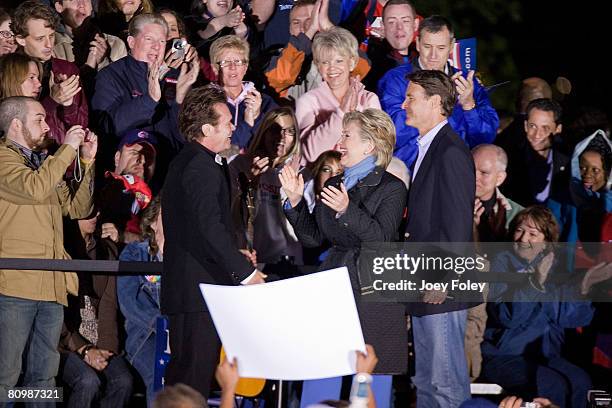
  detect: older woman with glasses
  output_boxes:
[296,26,381,164]
[280,108,408,374]
[0,9,17,56]
[210,34,277,151]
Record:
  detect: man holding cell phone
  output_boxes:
[92,12,199,188]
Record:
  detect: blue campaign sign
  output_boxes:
[450,38,478,72]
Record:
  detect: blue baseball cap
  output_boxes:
[118,129,157,151]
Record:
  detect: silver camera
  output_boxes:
[171,39,188,60]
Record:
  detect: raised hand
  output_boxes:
[534,250,555,285]
[473,198,484,225]
[305,0,322,39]
[279,165,304,208]
[148,61,162,102]
[251,156,270,177]
[80,129,98,162]
[176,50,199,104]
[321,183,349,214]
[581,262,612,295]
[64,125,86,151]
[219,6,245,29]
[319,0,333,31]
[85,34,109,69]
[244,89,262,127]
[340,76,361,113]
[355,344,378,374]
[452,70,476,110]
[216,357,240,393]
[50,72,81,106]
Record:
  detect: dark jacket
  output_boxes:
[404,123,476,316]
[60,236,121,354]
[285,167,409,374]
[161,142,254,314]
[40,57,89,145]
[91,55,184,186]
[501,137,571,208]
[363,38,412,92]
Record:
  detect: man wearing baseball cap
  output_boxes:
[98,129,157,243]
[114,129,157,183]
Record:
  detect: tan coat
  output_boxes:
[0,140,94,306]
[54,31,127,70]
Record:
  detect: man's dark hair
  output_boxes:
[0,96,33,136]
[11,1,59,38]
[407,70,457,117]
[526,98,563,125]
[418,15,454,39]
[382,0,416,20]
[179,85,227,142]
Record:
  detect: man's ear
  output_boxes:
[114,150,121,171]
[201,123,212,138]
[15,36,26,48]
[10,118,22,133]
[524,119,529,134]
[54,1,64,14]
[554,123,563,135]
[496,170,507,187]
[429,94,442,114]
[127,36,135,51]
[413,16,420,34]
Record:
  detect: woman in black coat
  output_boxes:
[280,108,408,374]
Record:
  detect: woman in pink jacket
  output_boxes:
[296,26,380,164]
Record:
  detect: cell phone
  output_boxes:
[170,38,187,60]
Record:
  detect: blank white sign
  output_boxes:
[199,267,366,380]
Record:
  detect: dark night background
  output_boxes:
[414,0,610,126]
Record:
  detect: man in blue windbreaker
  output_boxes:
[378,15,499,168]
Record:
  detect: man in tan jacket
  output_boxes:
[0,96,96,399]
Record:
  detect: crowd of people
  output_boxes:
[0,0,611,407]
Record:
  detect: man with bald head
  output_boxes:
[472,144,523,242]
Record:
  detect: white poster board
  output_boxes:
[199,267,365,380]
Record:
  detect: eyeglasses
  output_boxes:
[0,31,14,40]
[280,127,296,137]
[218,59,248,68]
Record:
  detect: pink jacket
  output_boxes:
[296,80,381,164]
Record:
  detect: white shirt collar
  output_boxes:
[418,120,448,147]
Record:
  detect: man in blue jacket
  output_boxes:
[378,15,499,168]
[91,13,199,187]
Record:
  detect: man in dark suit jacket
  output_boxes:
[161,85,265,398]
[402,70,475,407]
